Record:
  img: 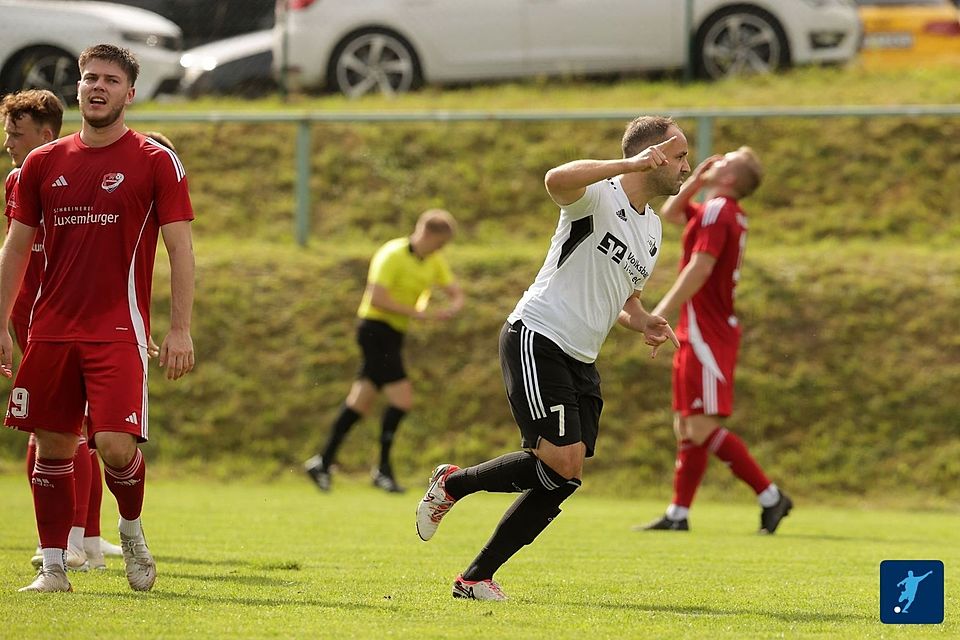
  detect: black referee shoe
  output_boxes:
[635,514,689,531]
[372,469,405,494]
[759,492,793,534]
[304,455,331,492]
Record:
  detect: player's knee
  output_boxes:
[95,433,137,468]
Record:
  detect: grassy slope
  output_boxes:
[0,66,958,500]
[0,475,957,639]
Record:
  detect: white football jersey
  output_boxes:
[508,176,662,363]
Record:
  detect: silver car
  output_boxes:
[0,0,184,104]
[274,0,862,98]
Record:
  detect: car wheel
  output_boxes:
[1,46,80,106]
[328,29,420,98]
[695,8,789,80]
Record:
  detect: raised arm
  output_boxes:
[544,136,679,206]
[660,154,722,225]
[159,220,195,380]
[652,252,717,320]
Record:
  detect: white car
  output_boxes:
[274,0,862,98]
[0,0,184,104]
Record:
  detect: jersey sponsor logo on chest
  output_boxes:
[596,231,655,286]
[101,172,125,193]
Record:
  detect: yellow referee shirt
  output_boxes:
[357,237,454,333]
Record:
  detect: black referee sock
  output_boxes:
[319,405,362,469]
[461,478,582,582]
[378,406,406,475]
[444,451,568,500]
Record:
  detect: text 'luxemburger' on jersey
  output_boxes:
[510,177,662,363]
[4,130,194,345]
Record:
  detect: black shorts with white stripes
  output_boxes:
[499,320,603,457]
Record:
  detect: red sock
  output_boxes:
[72,440,92,529]
[671,438,709,508]
[86,450,103,537]
[25,434,36,487]
[104,448,146,521]
[707,427,770,494]
[32,457,76,549]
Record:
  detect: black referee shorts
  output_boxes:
[499,320,603,457]
[356,319,407,388]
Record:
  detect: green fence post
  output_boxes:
[296,118,311,247]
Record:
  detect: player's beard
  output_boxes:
[652,168,685,197]
[82,101,125,129]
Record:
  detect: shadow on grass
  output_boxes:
[158,555,301,571]
[548,599,873,624]
[779,533,929,545]
[159,570,297,588]
[71,589,381,610]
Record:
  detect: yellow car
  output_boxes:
[857,0,960,67]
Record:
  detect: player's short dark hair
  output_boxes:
[0,89,64,136]
[621,115,676,158]
[78,44,140,86]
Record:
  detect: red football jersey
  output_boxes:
[4,130,194,344]
[675,197,747,345]
[4,167,46,325]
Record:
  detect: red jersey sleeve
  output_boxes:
[684,201,702,222]
[6,156,42,228]
[149,144,195,225]
[690,199,735,259]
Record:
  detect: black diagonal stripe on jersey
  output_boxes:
[557,215,593,269]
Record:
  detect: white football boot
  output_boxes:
[120,529,157,591]
[452,575,508,601]
[416,464,459,541]
[18,565,73,593]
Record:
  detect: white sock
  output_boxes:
[758,483,780,508]
[83,536,101,555]
[68,526,85,552]
[118,517,142,538]
[666,504,690,521]
[42,548,65,571]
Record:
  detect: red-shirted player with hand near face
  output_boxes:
[638,147,793,534]
[0,44,196,593]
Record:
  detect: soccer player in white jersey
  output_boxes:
[416,115,689,600]
[1,44,196,593]
[638,147,793,534]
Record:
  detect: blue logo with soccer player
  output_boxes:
[880,560,944,624]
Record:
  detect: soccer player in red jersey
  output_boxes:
[3,90,129,572]
[0,44,196,593]
[638,147,793,534]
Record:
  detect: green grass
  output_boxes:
[1,474,957,638]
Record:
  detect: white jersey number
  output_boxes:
[9,387,29,418]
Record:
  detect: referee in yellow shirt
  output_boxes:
[305,209,465,492]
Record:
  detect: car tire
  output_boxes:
[327,29,421,98]
[695,7,789,80]
[1,46,80,106]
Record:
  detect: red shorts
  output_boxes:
[11,319,29,354]
[672,338,738,417]
[4,341,149,446]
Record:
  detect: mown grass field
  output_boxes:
[1,474,957,639]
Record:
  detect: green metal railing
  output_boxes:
[92,105,960,246]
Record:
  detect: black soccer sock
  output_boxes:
[378,406,406,475]
[461,478,582,582]
[319,405,362,468]
[444,451,569,500]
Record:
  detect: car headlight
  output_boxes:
[180,53,219,72]
[121,31,182,51]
